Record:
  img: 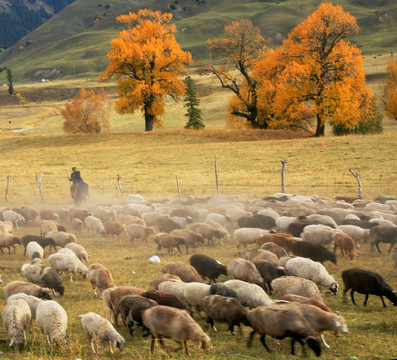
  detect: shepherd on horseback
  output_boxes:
[69,167,89,206]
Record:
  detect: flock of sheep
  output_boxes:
[0,191,397,357]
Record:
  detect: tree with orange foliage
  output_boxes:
[61,88,110,134]
[99,9,192,131]
[383,59,397,121]
[204,19,267,129]
[255,3,376,136]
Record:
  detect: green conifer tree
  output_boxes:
[184,76,204,129]
[6,68,14,96]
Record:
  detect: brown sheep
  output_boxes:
[68,208,91,222]
[0,234,21,254]
[149,273,182,290]
[189,222,227,246]
[245,249,279,264]
[260,242,289,258]
[276,294,331,312]
[256,233,294,251]
[162,262,202,283]
[153,233,187,255]
[117,215,145,226]
[88,263,114,297]
[230,259,265,288]
[332,232,357,260]
[104,221,127,240]
[170,229,205,249]
[40,220,58,237]
[39,209,60,222]
[126,224,156,244]
[4,281,52,300]
[71,218,84,234]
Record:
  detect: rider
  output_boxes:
[69,167,89,195]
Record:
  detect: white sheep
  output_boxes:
[257,208,280,220]
[337,225,370,244]
[183,282,211,314]
[224,279,272,308]
[301,224,337,246]
[286,257,338,294]
[233,227,268,253]
[271,276,323,301]
[275,216,296,233]
[25,241,44,261]
[0,220,14,234]
[79,312,125,354]
[2,298,31,351]
[40,220,58,237]
[84,215,106,237]
[45,231,76,248]
[36,300,68,346]
[48,252,88,282]
[2,210,25,229]
[65,243,89,262]
[158,279,187,302]
[7,293,43,320]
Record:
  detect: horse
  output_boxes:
[70,182,88,207]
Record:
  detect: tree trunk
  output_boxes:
[314,113,325,136]
[144,97,155,131]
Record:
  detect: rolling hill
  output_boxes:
[0,0,396,81]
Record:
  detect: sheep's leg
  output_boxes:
[247,330,256,347]
[7,246,11,255]
[128,321,134,336]
[259,334,272,353]
[350,290,356,305]
[150,335,156,353]
[388,243,395,254]
[109,341,114,354]
[89,337,96,354]
[228,323,235,335]
[321,334,330,349]
[375,242,382,253]
[207,317,217,332]
[184,340,190,356]
[379,295,387,307]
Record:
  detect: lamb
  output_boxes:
[158,279,187,302]
[7,293,43,320]
[162,261,202,283]
[104,221,127,240]
[23,262,65,296]
[48,252,88,282]
[0,234,21,254]
[0,220,13,234]
[253,260,287,294]
[2,298,31,351]
[189,254,227,284]
[21,235,57,255]
[183,282,211,315]
[80,312,125,353]
[45,231,76,248]
[4,281,52,300]
[118,295,158,335]
[209,283,239,300]
[142,305,211,355]
[149,273,182,290]
[126,224,156,244]
[141,289,190,312]
[271,276,323,301]
[289,240,337,265]
[286,257,338,295]
[2,210,25,229]
[233,227,268,253]
[71,218,84,234]
[39,220,58,236]
[88,263,114,296]
[224,279,272,308]
[332,232,357,260]
[200,295,248,335]
[369,225,397,253]
[246,303,322,356]
[152,232,186,255]
[85,215,106,237]
[342,268,397,307]
[36,300,68,346]
[25,241,44,261]
[65,242,89,262]
[260,242,289,258]
[170,229,205,248]
[230,258,265,288]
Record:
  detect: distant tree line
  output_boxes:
[0,0,75,50]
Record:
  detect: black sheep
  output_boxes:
[141,289,190,312]
[253,260,287,294]
[189,254,227,284]
[289,240,337,265]
[21,235,57,255]
[237,215,276,230]
[42,268,65,296]
[342,268,397,307]
[210,283,239,299]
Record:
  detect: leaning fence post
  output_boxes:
[116,174,125,201]
[214,156,220,197]
[115,184,119,200]
[176,175,181,198]
[5,176,9,202]
[36,168,44,203]
[349,169,363,199]
[281,160,287,193]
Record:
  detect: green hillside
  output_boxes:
[0,0,396,81]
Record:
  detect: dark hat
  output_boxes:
[72,167,77,170]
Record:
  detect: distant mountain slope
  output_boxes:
[0,0,75,49]
[0,0,396,81]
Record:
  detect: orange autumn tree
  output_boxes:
[256,3,375,136]
[100,9,192,131]
[204,19,267,129]
[61,88,110,134]
[383,59,397,121]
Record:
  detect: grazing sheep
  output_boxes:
[25,241,44,261]
[183,282,211,315]
[7,293,43,320]
[275,294,331,313]
[189,254,227,284]
[48,252,88,282]
[117,214,145,226]
[256,232,295,252]
[4,281,52,300]
[36,300,68,346]
[2,298,31,351]
[156,216,182,233]
[209,283,239,299]
[224,279,272,308]
[271,276,323,301]
[71,218,84,234]
[104,221,127,240]
[170,229,205,249]
[246,303,322,356]
[40,220,58,236]
[19,206,40,225]
[369,225,397,253]
[23,262,65,296]
[158,279,187,302]
[391,248,397,268]
[0,220,13,234]
[39,209,60,222]
[275,216,297,233]
[260,242,288,258]
[233,227,268,253]
[338,224,372,244]
[152,232,186,255]
[289,240,337,265]
[21,235,57,255]
[342,268,397,307]
[88,263,114,296]
[301,225,336,246]
[80,312,125,354]
[162,261,202,283]
[245,249,279,264]
[68,207,91,222]
[332,232,357,260]
[230,259,265,288]
[2,210,25,229]
[142,305,211,355]
[85,215,106,237]
[149,273,182,290]
[118,295,158,335]
[92,206,117,223]
[237,214,276,230]
[141,289,190,312]
[126,224,156,244]
[200,295,248,335]
[0,234,21,254]
[65,243,89,263]
[45,231,76,248]
[253,260,287,294]
[286,257,338,295]
[189,222,228,246]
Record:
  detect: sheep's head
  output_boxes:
[57,284,65,296]
[332,317,348,337]
[40,288,53,300]
[114,337,125,352]
[216,263,228,276]
[197,333,211,351]
[329,282,338,295]
[305,336,322,357]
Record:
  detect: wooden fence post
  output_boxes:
[36,169,44,203]
[5,176,9,202]
[214,156,220,197]
[349,169,363,199]
[281,160,287,193]
[116,174,125,201]
[176,175,181,198]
